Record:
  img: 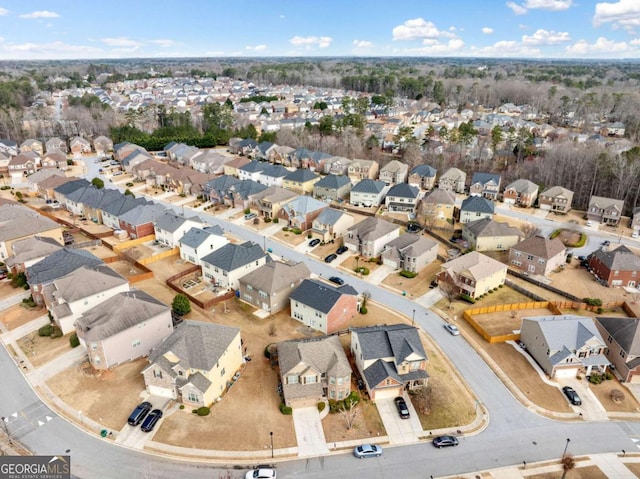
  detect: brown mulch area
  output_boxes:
[271,229,307,247]
[526,465,608,479]
[322,399,385,443]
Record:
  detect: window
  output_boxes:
[620,351,626,358]
[187,391,199,402]
[527,255,534,261]
[287,375,298,384]
[305,375,317,384]
[329,376,335,384]
[330,390,335,399]
[247,285,253,291]
[153,370,163,379]
[220,368,225,376]
[337,377,343,385]
[132,339,141,348]
[515,251,522,257]
[91,343,98,350]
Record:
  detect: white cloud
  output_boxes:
[0,8,8,16]
[507,2,528,15]
[0,40,102,59]
[148,39,176,48]
[245,44,268,51]
[289,35,332,48]
[507,0,572,14]
[470,40,542,57]
[101,37,142,48]
[482,27,494,34]
[392,18,455,40]
[522,29,571,45]
[398,38,465,56]
[352,40,374,48]
[593,0,640,30]
[566,36,638,56]
[19,10,59,19]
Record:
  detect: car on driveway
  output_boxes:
[406,222,421,233]
[245,467,277,479]
[444,323,460,336]
[141,409,163,432]
[432,435,459,448]
[244,212,258,220]
[336,245,349,254]
[324,253,338,263]
[308,238,321,247]
[127,401,152,426]
[353,444,382,459]
[328,276,344,285]
[394,396,410,419]
[562,386,582,405]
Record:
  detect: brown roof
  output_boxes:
[512,235,566,259]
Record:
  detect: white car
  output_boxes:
[633,231,639,238]
[245,467,276,479]
[444,323,460,336]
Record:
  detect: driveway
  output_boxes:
[362,264,395,286]
[292,407,329,457]
[559,377,608,421]
[115,396,170,449]
[376,396,422,445]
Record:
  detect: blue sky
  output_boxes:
[0,0,639,60]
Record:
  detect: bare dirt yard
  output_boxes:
[589,377,640,413]
[623,461,640,478]
[0,302,46,331]
[472,307,553,337]
[17,332,71,368]
[271,229,307,247]
[527,464,607,479]
[381,260,442,297]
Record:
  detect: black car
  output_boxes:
[308,238,321,247]
[602,240,611,247]
[432,435,459,448]
[127,401,152,426]
[336,245,349,255]
[141,409,163,432]
[406,222,421,233]
[324,253,338,263]
[357,378,365,390]
[394,396,410,419]
[562,386,582,405]
[328,276,344,285]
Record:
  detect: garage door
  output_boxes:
[373,386,402,401]
[147,385,174,399]
[554,367,578,378]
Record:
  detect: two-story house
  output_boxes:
[588,245,640,287]
[385,183,420,213]
[282,169,321,194]
[508,235,566,277]
[437,251,507,299]
[469,172,501,200]
[502,179,539,207]
[4,236,63,275]
[344,217,401,259]
[379,160,409,186]
[538,186,573,214]
[154,212,204,248]
[311,208,355,242]
[350,179,389,208]
[459,196,495,224]
[347,159,379,182]
[381,234,438,273]
[438,167,466,193]
[118,203,167,239]
[277,195,328,231]
[462,218,522,252]
[0,203,64,261]
[313,174,352,201]
[595,316,640,383]
[408,164,437,190]
[251,186,297,219]
[201,241,268,289]
[587,195,624,226]
[179,225,228,266]
[419,188,456,222]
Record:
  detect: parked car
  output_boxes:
[127,401,152,426]
[406,222,421,233]
[244,212,258,220]
[577,255,586,261]
[357,378,365,390]
[328,276,344,285]
[602,240,610,247]
[245,467,276,479]
[308,238,321,247]
[562,386,582,406]
[0,270,7,280]
[353,444,382,459]
[324,253,338,263]
[432,435,459,448]
[336,245,349,254]
[586,220,593,227]
[394,396,410,419]
[444,324,460,336]
[429,280,438,289]
[141,409,163,432]
[633,231,639,238]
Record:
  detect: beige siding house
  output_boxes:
[437,251,507,299]
[508,235,566,277]
[344,217,400,259]
[462,218,522,252]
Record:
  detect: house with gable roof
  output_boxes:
[311,208,355,242]
[313,174,352,201]
[179,225,228,266]
[277,195,328,231]
[5,236,63,275]
[438,167,466,193]
[323,156,353,176]
[153,211,204,248]
[289,279,358,334]
[75,290,173,370]
[595,316,640,383]
[350,179,389,207]
[588,245,640,287]
[0,203,64,261]
[93,136,113,157]
[520,315,609,378]
[462,218,522,252]
[250,186,297,219]
[118,202,166,239]
[469,172,501,200]
[69,136,92,157]
[539,186,574,214]
[101,195,149,231]
[509,235,566,276]
[201,241,268,289]
[344,217,401,258]
[41,149,68,170]
[437,251,507,299]
[587,195,624,226]
[142,320,243,407]
[381,234,438,273]
[45,137,67,154]
[20,138,44,156]
[408,164,437,190]
[379,159,409,186]
[385,183,420,213]
[459,196,495,223]
[282,168,321,194]
[503,179,539,207]
[350,324,429,401]
[419,188,456,222]
[278,335,352,408]
[347,158,379,182]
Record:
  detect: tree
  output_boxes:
[439,279,458,309]
[172,293,191,316]
[520,222,541,238]
[338,395,360,430]
[318,116,334,136]
[91,177,104,189]
[313,101,328,111]
[124,189,135,197]
[560,454,575,479]
[491,126,503,152]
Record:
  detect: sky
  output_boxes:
[0,0,639,60]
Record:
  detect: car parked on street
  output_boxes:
[328,276,344,285]
[444,323,460,336]
[127,401,152,426]
[324,253,337,263]
[353,444,382,458]
[432,435,459,448]
[245,467,277,479]
[308,238,320,247]
[562,386,582,405]
[394,396,410,419]
[141,409,163,432]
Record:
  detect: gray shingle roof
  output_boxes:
[471,172,501,186]
[239,261,310,295]
[351,179,386,194]
[591,245,640,271]
[314,174,351,189]
[53,178,90,196]
[314,208,345,227]
[5,236,63,269]
[422,188,455,205]
[201,241,266,271]
[154,211,202,233]
[512,235,566,259]
[179,225,224,248]
[44,264,128,304]
[596,317,640,355]
[410,164,437,177]
[27,248,103,285]
[387,183,419,199]
[464,218,521,238]
[0,203,61,243]
[284,168,319,183]
[461,195,495,214]
[118,203,166,226]
[289,279,357,313]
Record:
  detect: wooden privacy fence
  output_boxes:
[165,265,235,309]
[112,234,155,254]
[137,247,179,265]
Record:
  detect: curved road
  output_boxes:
[0,158,634,478]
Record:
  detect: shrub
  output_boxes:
[459,293,476,304]
[272,218,279,223]
[291,228,302,235]
[50,326,63,339]
[22,297,36,308]
[317,402,326,412]
[244,208,251,214]
[126,182,134,187]
[605,372,613,380]
[588,373,603,384]
[192,409,198,414]
[566,253,573,263]
[399,270,417,278]
[281,227,289,232]
[172,293,191,316]
[264,217,272,223]
[179,404,185,410]
[583,298,603,306]
[355,267,370,275]
[347,391,361,405]
[196,407,210,416]
[0,185,10,190]
[307,233,313,239]
[498,284,504,288]
[328,399,340,413]
[264,345,272,359]
[39,324,54,337]
[69,333,80,348]
[279,403,292,415]
[360,306,368,315]
[597,307,603,314]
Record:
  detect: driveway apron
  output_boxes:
[292,407,329,456]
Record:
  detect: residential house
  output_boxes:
[75,290,173,370]
[347,159,379,182]
[459,196,495,224]
[419,189,456,222]
[350,179,389,207]
[26,169,65,194]
[462,218,522,252]
[508,235,567,277]
[539,186,574,214]
[142,320,243,407]
[93,136,113,157]
[251,186,297,219]
[121,148,154,173]
[101,195,149,231]
[344,217,401,259]
[202,174,240,204]
[8,154,37,182]
[35,174,80,202]
[0,138,18,156]
[437,251,507,299]
[408,164,437,190]
[118,203,167,239]
[226,180,268,210]
[322,156,352,176]
[26,248,103,306]
[282,169,321,194]
[313,174,352,201]
[385,183,420,213]
[587,196,624,226]
[595,317,640,383]
[190,151,230,175]
[179,225,228,266]
[289,279,358,334]
[4,236,63,275]
[588,245,640,287]
[45,137,67,153]
[41,149,68,170]
[257,164,290,187]
[277,195,328,231]
[469,172,501,200]
[311,208,355,242]
[222,156,251,177]
[114,142,144,162]
[20,139,43,156]
[438,167,466,193]
[381,234,438,273]
[379,160,409,186]
[237,160,268,182]
[154,212,204,248]
[520,315,609,378]
[229,138,258,156]
[0,203,64,261]
[43,265,130,334]
[350,324,429,401]
[51,178,90,205]
[277,335,351,408]
[503,179,539,207]
[632,207,640,233]
[238,261,311,314]
[201,241,268,289]
[69,136,92,157]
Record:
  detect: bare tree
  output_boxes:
[560,454,575,479]
[438,279,458,309]
[339,396,359,430]
[519,222,540,239]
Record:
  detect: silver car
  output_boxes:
[444,323,460,336]
[353,444,382,458]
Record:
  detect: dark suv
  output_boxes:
[127,401,152,426]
